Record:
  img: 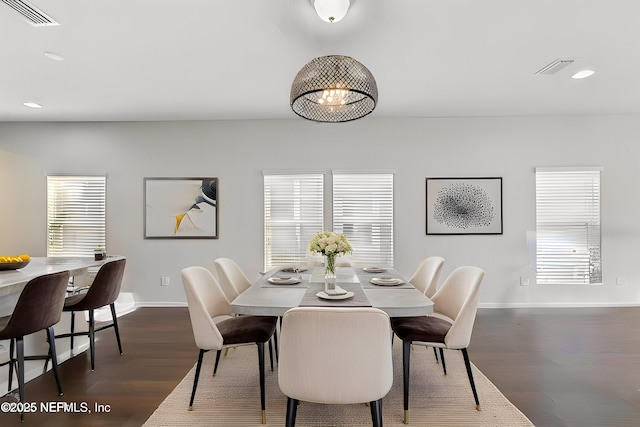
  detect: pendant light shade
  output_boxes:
[290,55,378,123]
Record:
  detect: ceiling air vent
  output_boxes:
[535,58,575,75]
[1,0,59,27]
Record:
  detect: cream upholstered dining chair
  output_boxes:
[0,271,69,421]
[214,257,253,297]
[408,256,445,298]
[390,266,485,424]
[406,256,445,362]
[278,307,393,427]
[215,257,279,362]
[181,266,277,424]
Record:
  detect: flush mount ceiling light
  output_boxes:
[314,0,350,23]
[23,102,42,108]
[290,55,378,123]
[572,69,595,79]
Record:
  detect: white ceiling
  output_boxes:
[2,0,640,122]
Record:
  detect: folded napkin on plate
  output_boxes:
[281,267,308,273]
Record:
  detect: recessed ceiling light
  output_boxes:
[23,102,42,109]
[572,69,595,79]
[44,51,64,61]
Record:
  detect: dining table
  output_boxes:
[231,265,433,317]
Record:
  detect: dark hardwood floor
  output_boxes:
[1,306,639,426]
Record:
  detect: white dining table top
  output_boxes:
[231,266,434,317]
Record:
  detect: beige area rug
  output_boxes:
[144,340,533,426]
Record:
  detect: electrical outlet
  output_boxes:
[520,277,530,286]
[616,277,626,285]
[161,277,170,286]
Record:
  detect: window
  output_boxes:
[263,172,324,270]
[333,171,394,267]
[535,167,602,285]
[47,175,106,257]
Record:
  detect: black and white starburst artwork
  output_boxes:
[433,182,494,229]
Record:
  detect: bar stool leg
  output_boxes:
[46,326,63,396]
[110,303,123,355]
[88,309,96,371]
[69,311,76,352]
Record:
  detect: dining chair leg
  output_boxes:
[402,340,411,425]
[285,397,298,427]
[461,348,481,410]
[370,398,383,427]
[439,348,447,375]
[273,327,279,362]
[433,346,439,363]
[213,350,222,376]
[268,339,274,371]
[189,349,206,410]
[46,326,63,396]
[110,303,123,355]
[257,342,266,424]
[88,309,96,371]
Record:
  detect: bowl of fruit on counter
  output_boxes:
[0,254,31,271]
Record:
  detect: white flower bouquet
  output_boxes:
[308,231,352,275]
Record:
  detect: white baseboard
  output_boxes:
[478,302,640,309]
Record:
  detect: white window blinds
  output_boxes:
[535,168,602,285]
[264,172,324,270]
[47,175,106,257]
[332,172,394,267]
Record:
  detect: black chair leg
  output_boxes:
[16,337,25,403]
[8,338,15,392]
[110,303,123,355]
[16,337,25,422]
[461,348,480,410]
[433,346,439,363]
[402,340,411,425]
[257,342,266,424]
[370,398,383,427]
[213,350,222,376]
[189,349,206,410]
[46,326,63,396]
[69,311,76,352]
[439,348,447,375]
[88,309,96,371]
[273,327,279,362]
[268,339,274,372]
[285,397,298,427]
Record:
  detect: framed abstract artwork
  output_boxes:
[144,177,218,239]
[426,177,502,235]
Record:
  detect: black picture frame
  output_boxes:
[426,177,503,235]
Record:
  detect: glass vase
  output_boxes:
[324,253,337,294]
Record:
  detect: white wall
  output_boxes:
[1,115,639,308]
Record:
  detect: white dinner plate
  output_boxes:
[267,277,301,285]
[316,291,355,300]
[363,267,386,273]
[370,277,404,286]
